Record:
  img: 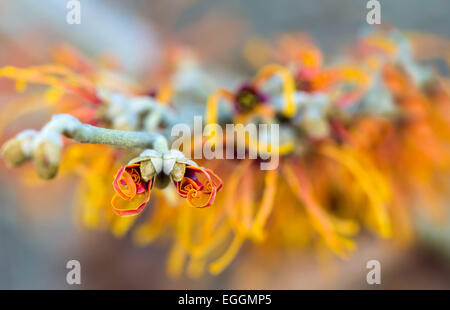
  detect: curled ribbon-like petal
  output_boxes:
[111,163,153,216]
[174,165,223,208]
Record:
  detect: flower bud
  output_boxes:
[32,140,61,179]
[1,138,29,167]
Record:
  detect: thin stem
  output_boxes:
[45,114,169,150]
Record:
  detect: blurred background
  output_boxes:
[0,0,449,289]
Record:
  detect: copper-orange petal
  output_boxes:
[111,180,152,216]
[204,168,223,192]
[111,163,153,216]
[177,177,201,198]
[174,165,223,208]
[112,164,141,200]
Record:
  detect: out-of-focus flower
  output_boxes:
[233,84,268,113]
[206,63,296,127]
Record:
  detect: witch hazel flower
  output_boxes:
[1,113,224,217]
[111,149,223,216]
[172,162,223,208]
[111,160,155,216]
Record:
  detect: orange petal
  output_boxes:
[111,180,152,216]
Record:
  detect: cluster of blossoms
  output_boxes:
[1,112,223,212]
[112,149,222,216]
[0,29,449,278]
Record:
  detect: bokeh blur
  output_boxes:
[0,0,449,289]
